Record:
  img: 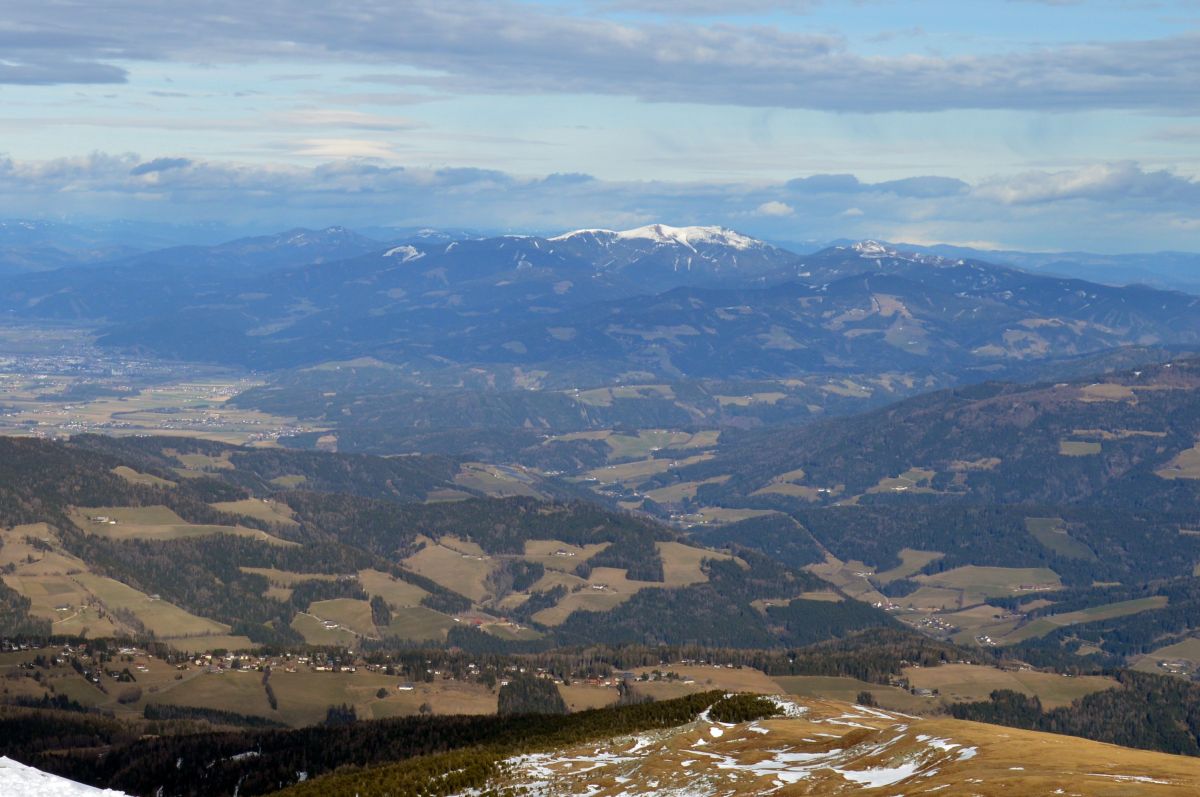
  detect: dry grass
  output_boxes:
[873,548,944,583]
[642,475,730,503]
[657,541,738,587]
[688,507,780,524]
[383,607,456,641]
[73,572,230,637]
[240,567,343,586]
[70,505,294,546]
[1003,596,1169,644]
[557,683,620,711]
[307,598,377,637]
[210,498,298,526]
[521,539,609,572]
[469,693,1200,797]
[915,565,1062,604]
[903,663,1115,708]
[402,541,495,602]
[111,465,176,488]
[1060,439,1103,456]
[454,462,545,498]
[774,674,932,712]
[1079,382,1137,402]
[290,612,359,647]
[357,569,428,607]
[1157,444,1200,480]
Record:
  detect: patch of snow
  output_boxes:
[766,695,809,718]
[1086,773,1171,785]
[0,757,131,796]
[834,761,923,788]
[551,224,764,252]
[383,245,425,262]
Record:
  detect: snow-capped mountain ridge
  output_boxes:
[551,223,767,252]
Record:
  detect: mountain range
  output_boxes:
[4,223,1200,387]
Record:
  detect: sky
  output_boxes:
[1,0,1199,251]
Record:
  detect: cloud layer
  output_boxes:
[1,152,1196,252]
[4,0,1200,114]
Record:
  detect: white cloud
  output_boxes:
[976,162,1200,205]
[756,200,794,216]
[0,153,1195,252]
[2,1,1199,114]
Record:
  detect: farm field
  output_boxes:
[1133,637,1200,676]
[642,475,730,503]
[401,539,496,602]
[454,462,546,498]
[0,371,323,445]
[357,569,428,607]
[240,567,343,586]
[624,664,784,703]
[111,465,176,487]
[1060,439,1103,456]
[773,674,932,713]
[1025,517,1096,560]
[210,498,298,526]
[307,598,378,637]
[69,504,293,545]
[521,539,608,572]
[806,555,888,605]
[290,612,359,647]
[557,683,620,711]
[914,565,1062,604]
[1001,596,1168,645]
[1157,443,1200,480]
[874,548,944,583]
[383,606,456,641]
[902,663,1116,708]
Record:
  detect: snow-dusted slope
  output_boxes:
[546,223,801,289]
[552,223,765,252]
[453,696,1200,796]
[0,757,129,797]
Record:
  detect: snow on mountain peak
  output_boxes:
[383,244,425,262]
[551,224,763,251]
[851,240,893,258]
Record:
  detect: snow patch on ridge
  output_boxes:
[550,224,764,251]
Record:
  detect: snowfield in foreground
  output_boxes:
[0,757,130,797]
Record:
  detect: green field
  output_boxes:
[1025,517,1097,560]
[111,466,176,488]
[71,505,293,545]
[1059,440,1102,456]
[384,606,456,641]
[916,565,1062,604]
[358,569,428,607]
[308,598,378,637]
[290,612,359,647]
[874,548,944,583]
[1002,596,1168,644]
[211,498,299,526]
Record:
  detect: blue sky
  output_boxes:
[1,0,1198,251]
